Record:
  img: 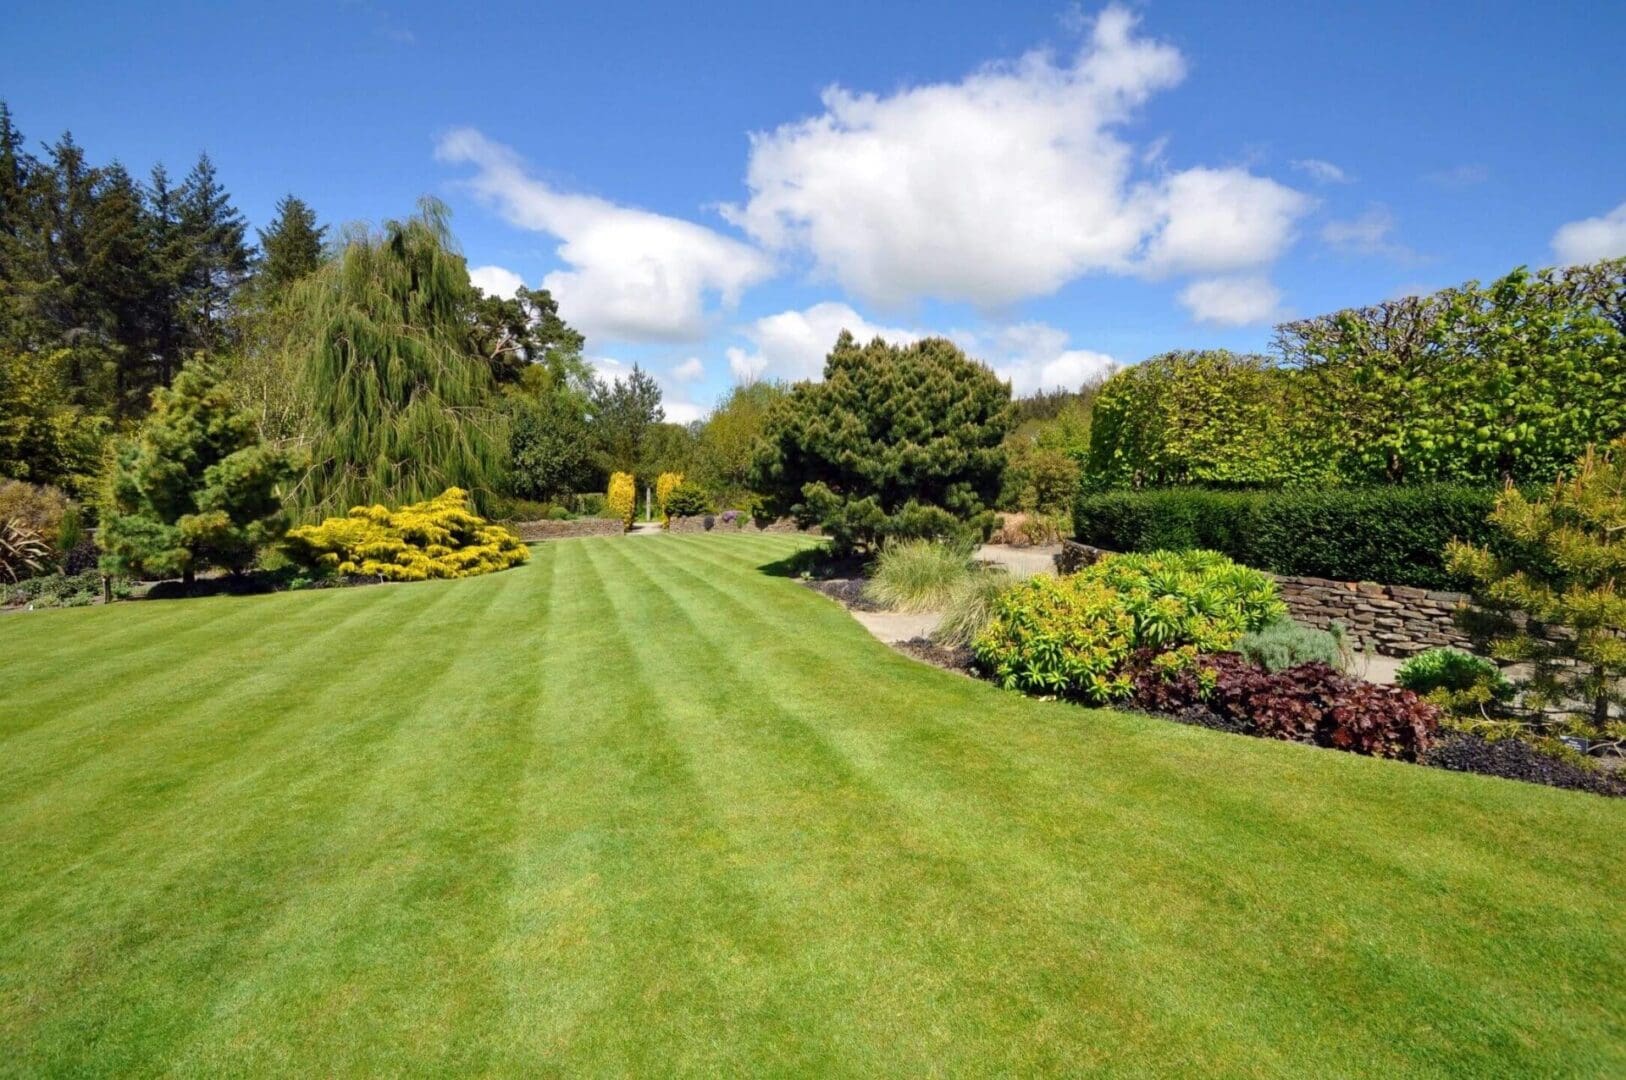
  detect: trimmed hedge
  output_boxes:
[1073,485,1501,589]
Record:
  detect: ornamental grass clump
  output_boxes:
[284,487,527,582]
[863,539,973,613]
[932,567,1015,648]
[974,549,1282,702]
[1237,617,1351,673]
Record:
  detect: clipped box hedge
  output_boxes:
[1072,484,1502,589]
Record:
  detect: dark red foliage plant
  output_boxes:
[1127,650,1438,761]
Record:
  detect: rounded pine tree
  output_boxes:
[752,332,1013,553]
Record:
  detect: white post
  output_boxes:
[645,485,653,522]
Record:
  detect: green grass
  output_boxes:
[1,533,1621,1076]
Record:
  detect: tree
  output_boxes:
[753,332,1013,553]
[471,284,588,388]
[587,364,663,477]
[286,199,503,517]
[175,153,253,352]
[693,380,784,506]
[504,389,593,501]
[99,363,294,583]
[1446,439,1626,752]
[0,347,107,494]
[256,195,325,294]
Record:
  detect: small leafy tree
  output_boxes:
[100,364,294,582]
[752,333,1013,553]
[655,471,683,523]
[1445,439,1626,752]
[605,471,636,529]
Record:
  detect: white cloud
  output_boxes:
[467,264,525,298]
[1177,276,1283,326]
[729,301,920,382]
[1320,205,1417,260]
[723,4,1307,307]
[437,129,773,344]
[959,322,1117,395]
[1140,167,1312,277]
[1291,158,1352,184]
[1551,200,1626,264]
[726,302,1113,396]
[664,399,706,425]
[672,357,705,382]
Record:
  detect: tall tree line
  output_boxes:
[0,100,323,490]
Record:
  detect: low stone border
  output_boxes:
[668,514,819,535]
[509,517,625,541]
[1057,539,1475,658]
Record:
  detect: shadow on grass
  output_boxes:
[756,542,870,581]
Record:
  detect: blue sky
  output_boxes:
[8,0,1625,420]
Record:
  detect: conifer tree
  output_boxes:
[256,194,325,293]
[753,332,1013,553]
[99,363,294,583]
[1446,439,1626,751]
[177,153,251,351]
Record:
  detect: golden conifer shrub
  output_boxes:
[606,472,636,529]
[655,471,683,526]
[284,488,529,581]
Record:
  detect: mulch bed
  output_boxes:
[803,577,886,612]
[892,637,978,676]
[1422,733,1625,798]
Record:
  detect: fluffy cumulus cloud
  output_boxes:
[1551,200,1626,264]
[958,322,1117,395]
[725,302,1113,395]
[672,357,705,382]
[467,264,525,298]
[727,302,920,382]
[1177,276,1283,326]
[437,129,773,344]
[722,4,1308,307]
[1139,167,1311,277]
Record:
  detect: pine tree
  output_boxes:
[287,199,502,517]
[256,194,325,293]
[1446,438,1626,752]
[99,362,294,583]
[753,332,1014,552]
[176,153,251,352]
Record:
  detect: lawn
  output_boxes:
[2,533,1621,1076]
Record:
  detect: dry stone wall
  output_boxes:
[510,517,625,541]
[667,514,819,535]
[1056,540,1474,658]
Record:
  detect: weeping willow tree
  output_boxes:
[287,199,502,518]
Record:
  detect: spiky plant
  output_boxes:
[0,519,49,583]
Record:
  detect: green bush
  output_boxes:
[974,550,1282,702]
[863,539,972,613]
[1073,484,1502,589]
[1236,618,1349,673]
[663,483,712,519]
[1396,648,1506,696]
[572,492,607,517]
[932,568,1014,648]
[485,495,557,522]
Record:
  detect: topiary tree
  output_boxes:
[605,471,635,529]
[1445,438,1626,752]
[99,364,295,583]
[655,471,683,524]
[752,332,1013,554]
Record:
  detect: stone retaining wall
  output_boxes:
[510,517,625,541]
[668,514,818,535]
[1056,540,1474,658]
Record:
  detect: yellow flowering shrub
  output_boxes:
[284,488,529,582]
[606,472,636,528]
[655,471,683,525]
